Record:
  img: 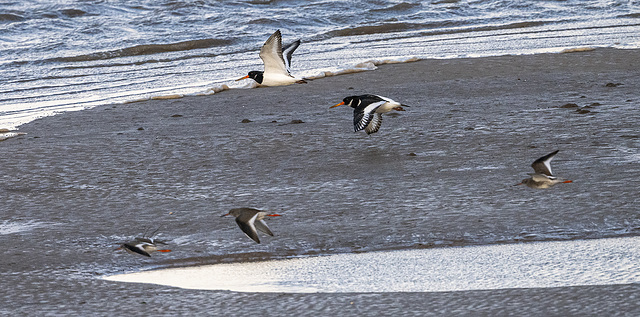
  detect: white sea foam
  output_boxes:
[0,220,50,235]
[0,56,424,131]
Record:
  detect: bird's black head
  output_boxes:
[331,95,369,109]
[341,96,361,108]
[236,71,264,84]
[247,71,264,84]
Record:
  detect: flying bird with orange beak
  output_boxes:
[330,94,408,134]
[236,30,306,86]
[116,237,171,257]
[516,150,573,189]
[222,208,282,244]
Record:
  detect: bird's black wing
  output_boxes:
[531,150,559,176]
[236,217,261,244]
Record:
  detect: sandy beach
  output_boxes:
[2,48,639,315]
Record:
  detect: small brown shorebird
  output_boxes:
[516,150,573,189]
[116,237,171,257]
[330,94,408,134]
[222,208,281,244]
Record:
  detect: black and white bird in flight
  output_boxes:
[330,94,408,134]
[236,30,306,86]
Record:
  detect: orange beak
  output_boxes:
[329,101,345,109]
[221,213,230,217]
[268,214,282,217]
[235,75,249,81]
[563,180,573,183]
[157,249,172,253]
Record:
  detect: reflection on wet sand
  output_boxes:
[105,236,640,293]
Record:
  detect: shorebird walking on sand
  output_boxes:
[516,150,573,189]
[236,30,306,86]
[222,208,281,244]
[330,94,408,134]
[117,237,171,257]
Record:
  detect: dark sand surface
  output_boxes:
[2,48,639,315]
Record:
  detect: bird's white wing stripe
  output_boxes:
[375,95,399,105]
[531,174,555,182]
[281,40,300,72]
[354,101,385,132]
[543,157,554,177]
[248,213,259,227]
[362,101,386,114]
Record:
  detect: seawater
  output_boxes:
[1,0,639,129]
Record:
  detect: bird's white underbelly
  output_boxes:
[375,102,400,113]
[261,73,299,86]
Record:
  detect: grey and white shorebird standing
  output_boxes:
[330,94,408,134]
[516,150,573,189]
[236,30,306,86]
[116,237,171,257]
[222,208,282,244]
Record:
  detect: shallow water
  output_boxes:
[2,0,640,129]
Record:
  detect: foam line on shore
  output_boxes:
[0,45,632,131]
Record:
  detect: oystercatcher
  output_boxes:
[330,94,408,134]
[236,30,306,86]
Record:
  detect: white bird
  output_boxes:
[236,30,306,86]
[330,94,408,134]
[222,208,281,244]
[516,150,573,189]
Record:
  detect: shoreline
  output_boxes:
[0,45,629,132]
[2,47,639,315]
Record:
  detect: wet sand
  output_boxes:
[2,48,640,315]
